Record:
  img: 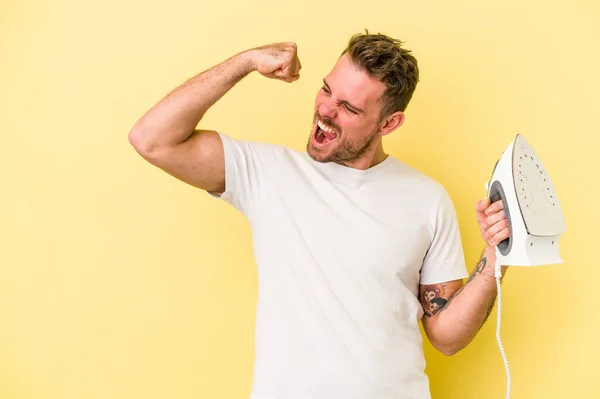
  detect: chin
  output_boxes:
[307,148,327,163]
[306,142,335,163]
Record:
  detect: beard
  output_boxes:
[306,114,380,165]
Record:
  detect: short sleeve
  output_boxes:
[209,132,281,218]
[419,188,469,285]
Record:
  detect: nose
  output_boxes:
[318,98,338,120]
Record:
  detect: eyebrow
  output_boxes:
[323,79,365,114]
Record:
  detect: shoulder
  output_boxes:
[384,156,448,197]
[217,131,291,162]
[381,157,460,224]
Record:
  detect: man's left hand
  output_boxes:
[475,197,510,247]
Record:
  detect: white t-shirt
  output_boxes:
[212,132,468,399]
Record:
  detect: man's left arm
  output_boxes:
[419,197,509,356]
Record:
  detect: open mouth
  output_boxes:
[312,119,339,147]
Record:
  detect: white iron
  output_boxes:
[485,134,567,266]
[485,134,567,399]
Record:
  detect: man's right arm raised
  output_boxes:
[128,42,301,195]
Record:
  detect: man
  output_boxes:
[129,32,509,399]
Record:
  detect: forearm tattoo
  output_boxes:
[420,257,488,317]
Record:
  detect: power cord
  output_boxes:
[495,252,511,399]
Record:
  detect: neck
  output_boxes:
[338,141,388,170]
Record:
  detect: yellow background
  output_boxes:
[2,0,598,398]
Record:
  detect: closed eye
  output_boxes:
[321,85,361,115]
[344,105,358,114]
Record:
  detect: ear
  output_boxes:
[378,111,405,136]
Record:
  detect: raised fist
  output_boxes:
[251,42,302,83]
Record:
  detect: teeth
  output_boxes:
[317,120,336,135]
